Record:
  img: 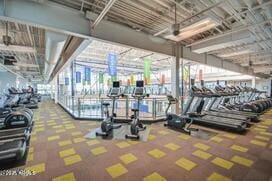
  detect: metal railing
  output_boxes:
[58,94,168,121]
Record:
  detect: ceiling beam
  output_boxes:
[0,44,36,53]
[0,0,91,38]
[0,0,258,77]
[92,0,118,29]
[191,30,252,54]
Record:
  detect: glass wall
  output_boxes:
[56,59,169,121]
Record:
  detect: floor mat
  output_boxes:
[85,124,150,142]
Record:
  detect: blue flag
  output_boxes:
[108,53,117,76]
[76,72,81,83]
[84,67,91,81]
[65,77,69,85]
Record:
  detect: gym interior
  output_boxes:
[0,0,272,181]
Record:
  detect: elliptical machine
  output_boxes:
[125,80,148,140]
[164,95,196,134]
[96,81,122,137]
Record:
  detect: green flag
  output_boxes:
[99,73,104,84]
[183,65,189,81]
[144,58,151,84]
[111,76,117,81]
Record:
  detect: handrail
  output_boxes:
[58,94,168,120]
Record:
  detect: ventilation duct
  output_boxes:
[44,31,67,81]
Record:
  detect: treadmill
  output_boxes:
[0,109,31,161]
[183,79,247,132]
[213,82,259,121]
[200,80,253,124]
[0,137,27,160]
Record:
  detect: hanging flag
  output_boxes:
[65,77,69,85]
[107,78,111,86]
[130,75,135,85]
[144,58,151,84]
[127,79,130,86]
[99,73,104,84]
[111,76,117,81]
[84,66,91,82]
[76,72,81,83]
[199,69,203,81]
[183,65,189,81]
[160,74,165,85]
[108,53,117,77]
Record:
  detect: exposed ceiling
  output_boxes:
[0,20,45,81]
[49,0,272,76]
[0,0,272,81]
[77,39,191,75]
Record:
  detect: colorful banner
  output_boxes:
[183,65,189,81]
[160,74,165,85]
[107,78,111,86]
[127,79,130,86]
[75,72,81,83]
[144,58,151,84]
[99,73,104,84]
[108,53,117,77]
[84,66,91,82]
[65,77,69,85]
[130,75,135,85]
[199,69,203,81]
[111,76,117,82]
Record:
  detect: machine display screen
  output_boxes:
[136,80,144,87]
[111,88,119,95]
[135,88,143,95]
[113,81,120,88]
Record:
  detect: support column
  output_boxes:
[171,43,181,114]
[54,75,59,104]
[269,79,272,97]
[252,76,256,88]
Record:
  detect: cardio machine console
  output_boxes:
[109,81,120,96]
[134,81,144,96]
[167,95,178,104]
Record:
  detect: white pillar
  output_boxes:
[171,43,180,114]
[54,76,58,104]
[252,76,256,88]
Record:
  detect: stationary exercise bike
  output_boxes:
[96,81,122,136]
[164,95,197,134]
[125,80,148,139]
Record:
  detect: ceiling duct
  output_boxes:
[44,31,67,81]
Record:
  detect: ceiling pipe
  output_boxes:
[92,0,118,29]
[186,18,272,47]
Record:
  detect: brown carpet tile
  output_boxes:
[1,100,272,181]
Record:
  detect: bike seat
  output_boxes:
[102,102,110,106]
[131,108,139,112]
